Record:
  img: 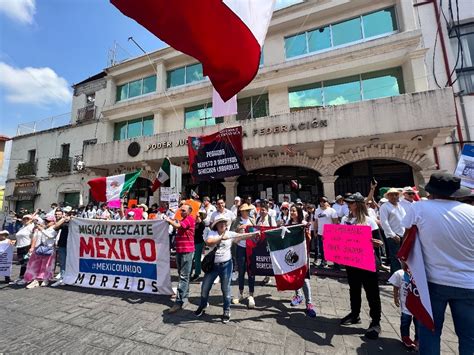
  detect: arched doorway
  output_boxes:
[238,166,323,203]
[182,173,225,202]
[335,159,414,198]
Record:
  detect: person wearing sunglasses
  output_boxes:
[399,187,417,216]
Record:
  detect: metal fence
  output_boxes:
[16,113,71,136]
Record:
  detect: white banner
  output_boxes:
[63,218,172,295]
[0,241,13,277]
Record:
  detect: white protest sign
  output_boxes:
[0,241,13,277]
[160,187,172,202]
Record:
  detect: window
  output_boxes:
[113,116,154,141]
[237,94,269,120]
[61,144,70,159]
[288,67,404,110]
[284,7,398,59]
[184,105,223,129]
[116,75,157,102]
[28,149,36,163]
[167,63,205,88]
[450,23,474,93]
[86,93,95,104]
[275,0,304,11]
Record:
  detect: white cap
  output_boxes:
[234,196,241,201]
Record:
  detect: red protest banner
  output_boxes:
[323,224,376,272]
[187,126,246,182]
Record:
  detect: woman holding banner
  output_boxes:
[287,205,316,318]
[339,192,384,340]
[194,216,259,323]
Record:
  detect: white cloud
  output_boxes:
[0,62,71,106]
[0,0,36,24]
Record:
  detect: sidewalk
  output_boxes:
[0,265,459,354]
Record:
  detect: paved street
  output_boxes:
[1,265,459,354]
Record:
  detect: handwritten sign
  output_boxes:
[323,224,375,272]
[160,187,172,202]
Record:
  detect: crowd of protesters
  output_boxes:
[1,172,473,354]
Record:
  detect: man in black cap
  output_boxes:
[402,172,473,355]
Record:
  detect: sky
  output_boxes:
[0,0,302,184]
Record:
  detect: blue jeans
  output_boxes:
[386,238,401,274]
[401,312,418,340]
[57,247,67,276]
[236,245,255,294]
[419,282,474,355]
[175,252,193,306]
[199,259,233,312]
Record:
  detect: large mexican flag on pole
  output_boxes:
[264,225,308,291]
[88,170,141,205]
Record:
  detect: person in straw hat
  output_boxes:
[402,172,473,355]
[379,187,406,274]
[194,215,259,323]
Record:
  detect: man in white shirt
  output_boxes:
[202,196,217,227]
[399,186,416,215]
[210,199,235,229]
[379,188,406,274]
[314,198,338,268]
[402,173,474,355]
[230,196,241,217]
[333,195,349,220]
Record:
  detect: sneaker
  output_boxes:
[261,276,271,285]
[167,304,182,314]
[319,261,327,268]
[340,313,361,325]
[290,295,304,307]
[222,310,230,323]
[16,279,26,286]
[232,295,244,305]
[306,303,317,318]
[26,280,40,289]
[51,279,64,288]
[40,280,49,287]
[194,304,208,317]
[231,271,238,282]
[190,274,200,282]
[365,322,381,340]
[54,273,62,280]
[401,336,417,350]
[378,264,390,272]
[248,296,255,309]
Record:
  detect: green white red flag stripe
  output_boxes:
[88,170,141,204]
[264,225,308,291]
[152,158,171,192]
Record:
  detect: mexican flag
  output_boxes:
[152,158,171,192]
[88,170,141,204]
[264,225,308,291]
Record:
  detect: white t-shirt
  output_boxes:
[237,217,255,248]
[315,207,338,235]
[210,209,235,229]
[35,227,58,248]
[402,200,474,289]
[333,203,349,218]
[379,202,406,238]
[15,223,34,248]
[368,207,378,221]
[388,269,411,315]
[205,230,237,264]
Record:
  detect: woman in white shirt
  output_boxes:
[12,214,35,285]
[194,216,259,323]
[24,217,58,289]
[339,193,384,340]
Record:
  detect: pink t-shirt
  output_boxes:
[175,215,195,253]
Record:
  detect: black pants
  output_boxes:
[16,245,30,279]
[346,266,381,324]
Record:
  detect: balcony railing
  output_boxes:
[16,161,37,177]
[77,105,97,122]
[48,157,72,175]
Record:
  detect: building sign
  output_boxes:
[144,120,328,151]
[188,127,246,182]
[8,181,38,201]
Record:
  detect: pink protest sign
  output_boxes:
[323,224,376,272]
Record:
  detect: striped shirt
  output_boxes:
[175,215,195,253]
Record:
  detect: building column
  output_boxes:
[105,77,117,107]
[397,0,417,31]
[319,175,338,201]
[152,108,164,134]
[268,85,290,116]
[222,178,238,209]
[155,60,167,94]
[403,53,429,93]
